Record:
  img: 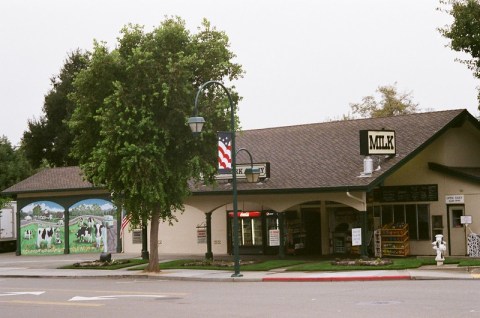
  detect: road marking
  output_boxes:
[0,300,103,307]
[0,291,45,297]
[70,294,168,301]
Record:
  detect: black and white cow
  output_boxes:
[24,229,33,240]
[36,227,55,249]
[76,226,92,243]
[87,217,95,228]
[93,223,104,248]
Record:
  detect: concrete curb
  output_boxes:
[262,275,412,282]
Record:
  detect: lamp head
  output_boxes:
[188,116,206,135]
[244,167,261,183]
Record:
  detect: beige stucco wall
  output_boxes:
[383,122,480,256]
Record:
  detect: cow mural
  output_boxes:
[20,201,65,255]
[69,199,117,254]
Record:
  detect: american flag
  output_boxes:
[120,212,130,238]
[218,132,232,174]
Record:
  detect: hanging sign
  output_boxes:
[352,228,362,246]
[197,228,206,244]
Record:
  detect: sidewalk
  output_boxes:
[0,252,477,282]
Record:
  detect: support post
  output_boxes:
[141,222,149,260]
[205,212,213,260]
[361,210,368,258]
[278,212,285,259]
[64,208,70,254]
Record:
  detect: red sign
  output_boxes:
[228,211,261,218]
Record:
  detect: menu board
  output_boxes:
[374,184,438,202]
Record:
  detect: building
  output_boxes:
[3,109,480,257]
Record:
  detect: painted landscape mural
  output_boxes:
[69,199,117,254]
[20,201,65,255]
[20,199,118,255]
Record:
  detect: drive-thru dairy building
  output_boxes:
[4,109,480,258]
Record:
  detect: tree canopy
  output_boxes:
[68,17,243,271]
[21,50,89,169]
[439,0,480,106]
[0,136,32,208]
[347,83,419,119]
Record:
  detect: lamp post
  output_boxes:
[189,80,259,277]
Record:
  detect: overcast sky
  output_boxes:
[1,0,478,146]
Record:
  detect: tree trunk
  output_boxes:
[145,208,160,272]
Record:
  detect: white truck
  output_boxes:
[0,201,16,252]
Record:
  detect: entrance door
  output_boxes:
[303,208,322,255]
[447,205,466,256]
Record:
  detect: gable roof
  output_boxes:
[3,109,477,196]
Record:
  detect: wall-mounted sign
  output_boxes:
[216,162,270,181]
[360,130,396,155]
[461,215,472,224]
[373,184,438,202]
[445,195,465,204]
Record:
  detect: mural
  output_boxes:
[69,199,117,254]
[20,201,65,255]
[19,198,118,255]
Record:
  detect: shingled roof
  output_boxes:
[3,109,477,196]
[2,166,96,195]
[200,108,476,194]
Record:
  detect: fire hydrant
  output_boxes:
[432,234,447,266]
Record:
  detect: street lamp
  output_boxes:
[189,80,260,277]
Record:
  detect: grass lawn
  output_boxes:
[61,257,480,271]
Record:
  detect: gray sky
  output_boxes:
[1,0,478,146]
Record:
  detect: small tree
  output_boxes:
[439,0,480,107]
[69,18,243,272]
[348,83,418,119]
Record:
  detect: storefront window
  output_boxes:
[382,205,393,225]
[394,205,405,222]
[380,204,430,240]
[417,205,429,240]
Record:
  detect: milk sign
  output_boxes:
[360,130,396,155]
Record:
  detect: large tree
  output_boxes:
[69,18,243,272]
[439,0,480,107]
[21,50,89,168]
[347,83,418,119]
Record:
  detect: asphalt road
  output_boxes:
[0,277,479,318]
